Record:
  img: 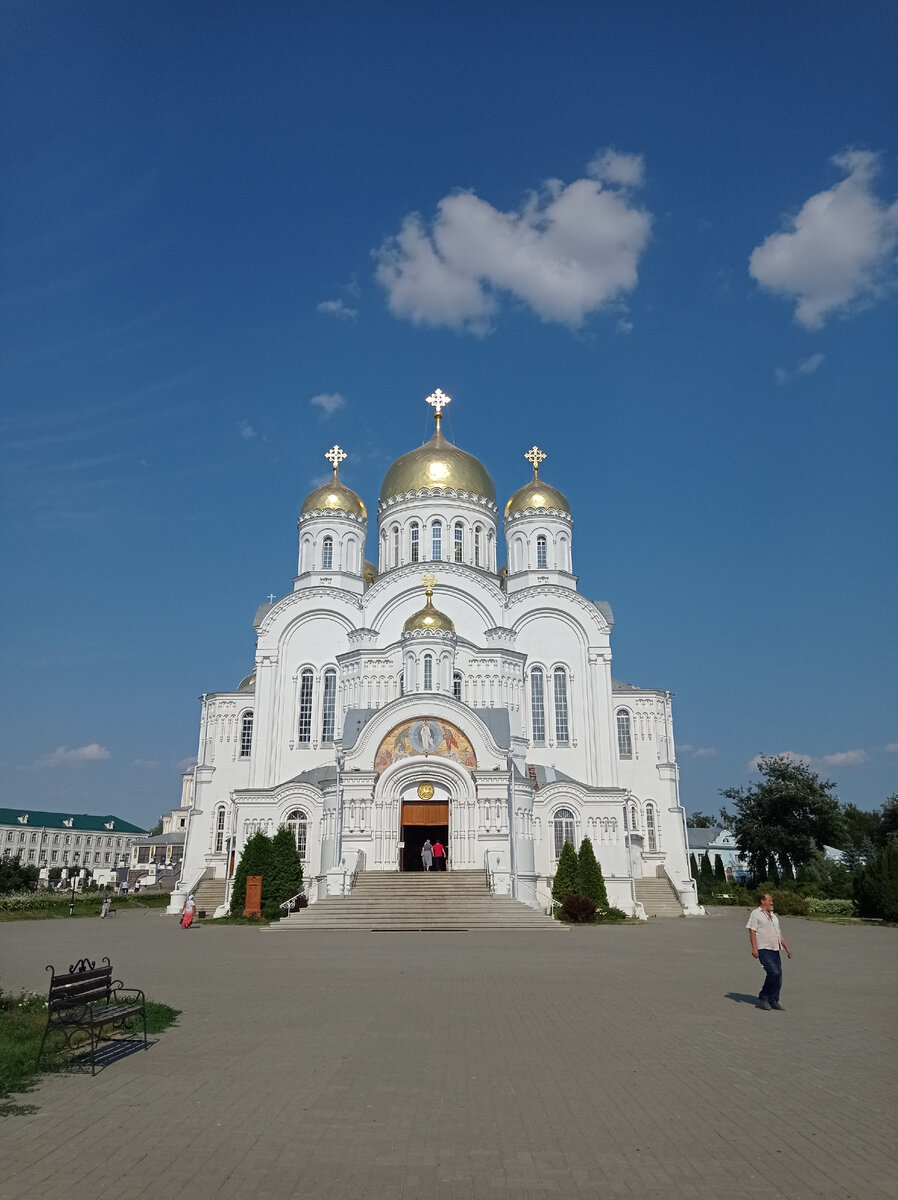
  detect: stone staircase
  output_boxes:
[270,870,564,932]
[194,873,227,916]
[634,875,684,918]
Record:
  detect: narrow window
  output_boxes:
[536,535,548,568]
[392,525,400,567]
[553,667,569,742]
[321,668,337,742]
[322,536,333,570]
[487,530,494,569]
[240,711,254,757]
[452,671,463,701]
[215,807,225,853]
[474,525,482,566]
[410,521,420,563]
[298,669,314,744]
[423,654,433,690]
[286,809,308,860]
[616,709,632,758]
[398,671,404,696]
[454,522,464,562]
[432,520,442,560]
[530,667,546,743]
[646,804,657,852]
[553,808,576,859]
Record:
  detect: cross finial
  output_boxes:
[524,445,547,477]
[421,571,437,598]
[267,593,276,604]
[425,388,452,431]
[324,445,347,476]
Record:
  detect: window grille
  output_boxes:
[454,522,463,562]
[322,536,333,569]
[553,667,569,743]
[286,809,309,860]
[215,807,225,853]
[553,808,576,858]
[410,522,419,563]
[474,526,482,566]
[298,670,314,744]
[530,668,546,743]
[392,525,400,566]
[321,668,337,742]
[536,535,547,568]
[240,711,254,757]
[432,520,442,560]
[423,654,433,690]
[646,804,657,852]
[616,709,632,758]
[453,671,463,701]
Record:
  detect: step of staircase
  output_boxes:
[270,870,564,931]
[634,877,684,918]
[194,877,227,914]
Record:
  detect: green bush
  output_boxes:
[551,842,579,907]
[561,894,598,923]
[577,838,608,908]
[768,889,808,916]
[229,830,273,917]
[594,905,628,923]
[806,898,855,917]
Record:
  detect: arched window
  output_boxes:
[392,525,400,567]
[553,808,576,859]
[398,671,405,696]
[410,522,420,563]
[474,525,482,566]
[286,809,309,860]
[536,535,548,569]
[646,803,658,852]
[616,709,632,758]
[297,669,314,744]
[432,520,442,561]
[321,668,337,742]
[239,711,254,757]
[630,803,638,832]
[380,530,387,566]
[322,536,333,570]
[454,521,464,563]
[423,654,433,690]
[553,667,569,743]
[487,530,494,569]
[214,806,226,853]
[452,671,463,702]
[530,667,546,743]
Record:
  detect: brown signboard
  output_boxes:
[244,875,262,917]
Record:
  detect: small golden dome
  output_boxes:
[301,480,367,518]
[504,444,570,518]
[403,575,455,633]
[301,444,367,518]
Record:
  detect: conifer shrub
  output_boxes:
[265,826,304,919]
[700,853,714,882]
[713,854,726,881]
[577,838,608,907]
[561,894,598,923]
[689,854,700,884]
[229,830,273,917]
[881,842,898,923]
[551,841,579,911]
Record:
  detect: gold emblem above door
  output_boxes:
[417,782,435,800]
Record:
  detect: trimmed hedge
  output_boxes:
[806,897,855,917]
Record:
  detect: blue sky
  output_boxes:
[1,1,896,829]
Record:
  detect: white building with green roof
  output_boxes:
[0,807,147,886]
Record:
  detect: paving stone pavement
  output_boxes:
[1,908,896,1200]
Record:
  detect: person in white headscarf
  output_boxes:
[180,894,197,929]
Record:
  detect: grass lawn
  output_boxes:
[0,990,180,1116]
[0,894,172,921]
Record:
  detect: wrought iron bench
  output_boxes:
[37,956,147,1075]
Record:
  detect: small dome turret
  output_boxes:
[505,445,570,518]
[301,445,366,518]
[403,574,455,634]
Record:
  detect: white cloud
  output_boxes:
[750,149,898,328]
[821,749,870,767]
[238,420,257,441]
[34,743,111,769]
[317,299,358,321]
[615,317,634,335]
[885,743,898,754]
[375,152,652,332]
[693,747,717,759]
[176,756,198,773]
[587,148,645,188]
[774,351,826,385]
[310,392,346,418]
[134,759,160,769]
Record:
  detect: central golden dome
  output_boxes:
[381,429,495,502]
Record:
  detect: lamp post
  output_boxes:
[68,851,81,916]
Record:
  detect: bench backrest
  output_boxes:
[47,957,114,1013]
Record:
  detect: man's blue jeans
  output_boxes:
[758,948,783,1003]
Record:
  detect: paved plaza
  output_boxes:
[2,908,896,1200]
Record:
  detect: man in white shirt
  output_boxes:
[746,892,792,1010]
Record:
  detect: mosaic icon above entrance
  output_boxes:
[375,718,477,774]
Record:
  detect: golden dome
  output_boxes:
[504,444,570,518]
[301,480,367,519]
[381,430,495,502]
[301,444,367,518]
[403,576,455,634]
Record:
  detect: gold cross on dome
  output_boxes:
[524,445,547,477]
[421,571,437,597]
[324,445,347,476]
[425,388,452,430]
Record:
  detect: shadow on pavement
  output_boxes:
[725,991,761,1006]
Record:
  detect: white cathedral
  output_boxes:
[170,390,701,919]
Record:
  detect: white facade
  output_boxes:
[171,395,700,917]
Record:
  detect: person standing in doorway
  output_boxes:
[421,840,433,872]
[747,892,792,1010]
[432,839,446,871]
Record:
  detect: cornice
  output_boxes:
[363,560,505,606]
[257,587,363,635]
[505,585,610,632]
[378,488,499,516]
[298,510,367,528]
[504,507,573,526]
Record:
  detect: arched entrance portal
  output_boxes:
[400,783,448,871]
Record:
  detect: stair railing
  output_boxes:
[483,850,494,894]
[279,883,312,914]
